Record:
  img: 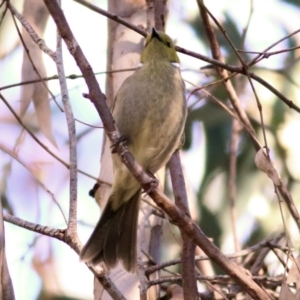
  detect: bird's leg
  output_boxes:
[110,136,128,153]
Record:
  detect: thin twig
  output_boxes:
[55,7,78,234]
[0,93,100,182]
[8,3,62,111]
[146,233,285,275]
[248,28,300,66]
[3,213,66,243]
[73,0,146,36]
[249,72,300,113]
[250,234,284,275]
[148,274,283,287]
[0,0,8,28]
[238,45,300,57]
[276,183,300,232]
[0,68,137,91]
[8,3,56,59]
[0,144,67,225]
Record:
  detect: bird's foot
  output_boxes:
[111,136,128,153]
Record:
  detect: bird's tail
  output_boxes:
[80,189,141,272]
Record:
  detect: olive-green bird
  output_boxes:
[80,29,187,272]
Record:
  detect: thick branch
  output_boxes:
[169,152,198,300]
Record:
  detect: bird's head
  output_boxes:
[140,29,179,64]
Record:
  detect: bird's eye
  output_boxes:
[166,41,171,48]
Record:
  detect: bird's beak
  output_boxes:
[151,28,161,41]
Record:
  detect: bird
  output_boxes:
[80,28,187,272]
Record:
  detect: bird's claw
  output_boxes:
[142,176,159,195]
[111,136,128,153]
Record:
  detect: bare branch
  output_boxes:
[169,152,198,299]
[55,5,78,235]
[8,3,56,59]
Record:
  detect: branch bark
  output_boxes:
[169,152,199,300]
[0,204,15,300]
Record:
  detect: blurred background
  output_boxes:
[0,0,300,299]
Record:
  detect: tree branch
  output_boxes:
[169,152,198,300]
[55,6,78,235]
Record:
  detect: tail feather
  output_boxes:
[80,189,141,272]
[102,204,123,268]
[117,190,140,272]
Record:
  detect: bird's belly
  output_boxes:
[113,65,186,175]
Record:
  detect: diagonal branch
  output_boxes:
[0,93,98,182]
